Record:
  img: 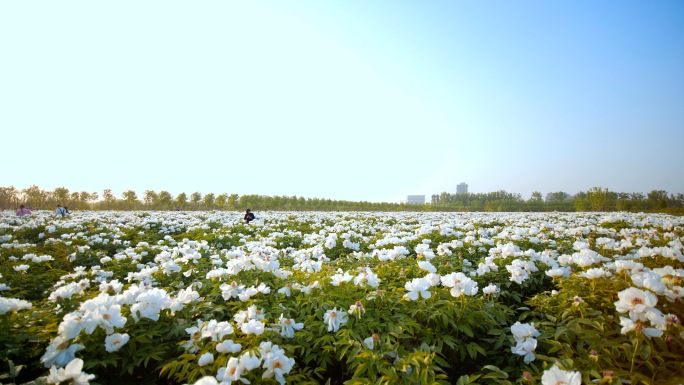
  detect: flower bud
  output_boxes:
[522,371,533,382]
[600,370,614,384]
[589,349,598,362]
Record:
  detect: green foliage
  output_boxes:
[0,210,683,385]
[523,273,684,385]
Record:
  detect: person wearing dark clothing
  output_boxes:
[244,209,255,224]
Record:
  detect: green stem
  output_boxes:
[630,336,640,376]
[457,295,464,321]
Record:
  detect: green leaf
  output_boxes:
[352,362,367,378]
[458,323,474,338]
[7,359,18,378]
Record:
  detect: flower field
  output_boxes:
[1,210,683,385]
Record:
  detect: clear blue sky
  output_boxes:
[2,1,683,203]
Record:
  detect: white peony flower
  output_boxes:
[192,376,218,385]
[46,358,95,385]
[417,260,437,273]
[511,337,537,363]
[403,278,432,301]
[540,364,581,385]
[275,314,304,338]
[216,339,242,353]
[614,287,658,321]
[0,297,32,315]
[216,357,249,384]
[198,352,214,366]
[619,317,663,338]
[104,333,130,353]
[482,284,500,295]
[510,322,540,341]
[323,307,348,332]
[41,337,85,368]
[240,319,265,335]
[261,348,295,385]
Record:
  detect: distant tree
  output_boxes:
[0,186,20,210]
[647,190,668,201]
[614,192,632,211]
[158,191,173,210]
[587,187,612,211]
[101,189,116,210]
[630,192,645,201]
[122,190,139,210]
[77,191,98,209]
[51,187,70,206]
[202,193,216,209]
[440,192,451,204]
[238,194,253,210]
[468,200,483,212]
[143,190,158,208]
[21,185,41,208]
[525,191,543,212]
[69,191,81,207]
[227,194,239,211]
[549,191,567,202]
[215,193,228,209]
[190,192,202,210]
[615,192,630,201]
[647,190,669,208]
[270,196,283,210]
[176,192,188,209]
[102,189,115,202]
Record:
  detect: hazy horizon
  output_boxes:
[2,183,679,205]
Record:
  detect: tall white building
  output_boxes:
[457,182,468,194]
[405,195,426,204]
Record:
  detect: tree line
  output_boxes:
[1,185,682,214]
[431,187,683,213]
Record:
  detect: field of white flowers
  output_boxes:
[1,210,683,385]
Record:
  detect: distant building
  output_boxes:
[457,182,468,194]
[405,195,426,204]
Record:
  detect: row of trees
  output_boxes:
[431,188,684,212]
[1,185,683,213]
[0,185,408,212]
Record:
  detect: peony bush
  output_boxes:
[0,210,682,385]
